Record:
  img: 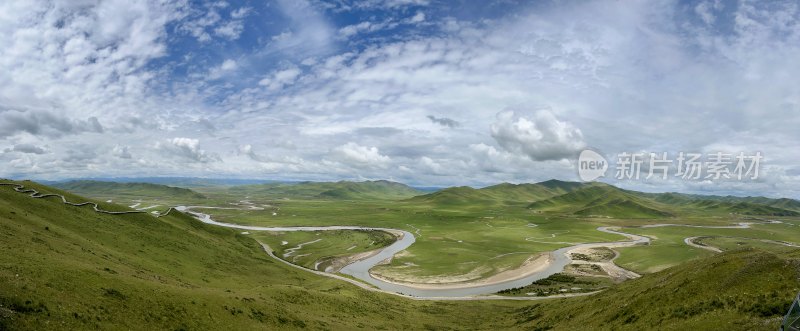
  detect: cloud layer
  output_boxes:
[1,0,799,198]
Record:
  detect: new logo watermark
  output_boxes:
[578,149,608,181]
[577,149,763,182]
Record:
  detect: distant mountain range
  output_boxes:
[42,177,280,187]
[53,180,207,200]
[46,178,800,218]
[2,179,795,328]
[228,180,423,200]
[409,179,800,218]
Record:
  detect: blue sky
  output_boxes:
[1,0,800,198]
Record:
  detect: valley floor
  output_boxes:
[2,179,799,330]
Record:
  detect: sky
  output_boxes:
[1,0,799,198]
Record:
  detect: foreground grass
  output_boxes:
[0,180,523,330]
[1,180,798,330]
[512,249,800,330]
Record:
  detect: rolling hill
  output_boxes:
[637,191,800,217]
[410,179,799,218]
[1,180,797,330]
[229,180,422,200]
[512,248,800,330]
[407,180,588,207]
[479,183,564,202]
[53,180,206,200]
[528,184,674,218]
[405,186,500,206]
[535,179,588,194]
[0,180,513,330]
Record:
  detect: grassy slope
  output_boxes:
[614,221,800,273]
[527,183,800,218]
[528,185,675,218]
[405,186,500,208]
[514,249,800,330]
[53,180,206,200]
[227,180,422,200]
[1,180,798,330]
[406,180,586,209]
[478,183,560,204]
[0,180,521,330]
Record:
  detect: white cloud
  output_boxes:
[271,0,334,54]
[208,59,238,79]
[349,0,430,10]
[0,110,104,138]
[259,67,302,90]
[157,138,218,163]
[409,11,425,23]
[418,156,444,175]
[178,3,251,42]
[328,142,390,169]
[4,143,47,155]
[112,145,132,159]
[490,110,585,162]
[231,7,251,19]
[337,12,426,39]
[214,20,245,40]
[2,1,800,197]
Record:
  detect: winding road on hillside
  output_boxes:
[1,182,795,299]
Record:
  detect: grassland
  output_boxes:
[511,248,800,330]
[254,230,395,271]
[54,179,800,287]
[614,220,800,273]
[189,199,622,282]
[2,179,799,330]
[699,236,800,254]
[0,180,525,330]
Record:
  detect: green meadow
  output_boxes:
[2,179,799,330]
[255,230,395,270]
[614,221,800,273]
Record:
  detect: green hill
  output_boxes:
[574,198,673,218]
[638,191,800,216]
[479,183,561,203]
[229,180,421,200]
[408,180,587,207]
[535,179,587,194]
[727,202,800,216]
[406,186,499,206]
[1,180,796,330]
[528,185,674,218]
[410,179,798,218]
[54,180,206,200]
[761,198,800,212]
[520,183,800,218]
[513,249,800,330]
[0,180,514,330]
[315,180,422,200]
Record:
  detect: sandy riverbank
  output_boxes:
[367,253,553,290]
[324,230,406,272]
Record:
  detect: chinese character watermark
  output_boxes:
[577,150,763,182]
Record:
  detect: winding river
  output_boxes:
[175,206,651,297]
[2,182,791,299]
